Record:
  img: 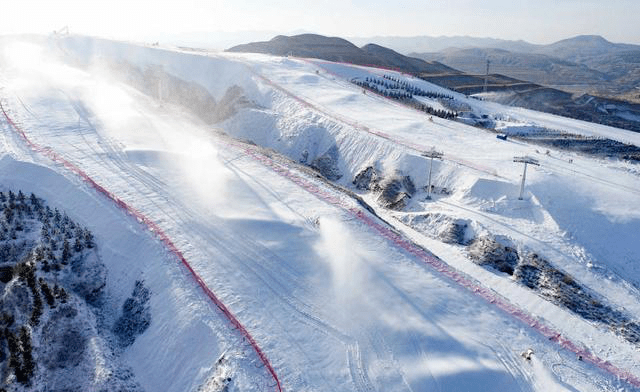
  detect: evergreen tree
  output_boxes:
[62,239,71,263]
[40,226,49,240]
[3,206,13,222]
[74,237,83,252]
[40,279,55,307]
[58,287,68,303]
[84,229,94,249]
[16,327,34,384]
[29,193,38,207]
[5,329,21,380]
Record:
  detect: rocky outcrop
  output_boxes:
[468,235,519,275]
[311,145,343,181]
[352,166,380,191]
[377,175,416,210]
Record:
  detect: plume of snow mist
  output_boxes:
[315,217,371,302]
[1,38,233,213]
[0,39,90,98]
[172,136,234,211]
[1,41,45,72]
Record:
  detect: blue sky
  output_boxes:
[2,0,639,44]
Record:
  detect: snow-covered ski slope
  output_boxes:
[1,35,640,391]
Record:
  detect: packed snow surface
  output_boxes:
[1,35,639,391]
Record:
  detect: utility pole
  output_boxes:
[483,59,490,94]
[423,148,444,200]
[513,156,539,200]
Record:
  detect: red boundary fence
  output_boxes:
[0,102,282,392]
[240,68,640,387]
[241,140,640,389]
[5,68,640,386]
[249,65,501,179]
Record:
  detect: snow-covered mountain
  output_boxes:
[1,34,640,392]
[408,35,640,104]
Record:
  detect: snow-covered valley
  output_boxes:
[1,34,640,391]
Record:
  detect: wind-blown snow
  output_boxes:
[1,34,639,392]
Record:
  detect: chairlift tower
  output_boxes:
[513,156,539,200]
[423,148,444,200]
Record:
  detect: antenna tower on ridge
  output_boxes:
[483,59,490,94]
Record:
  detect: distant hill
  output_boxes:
[412,47,611,87]
[229,33,640,102]
[359,43,456,74]
[536,36,640,94]
[226,34,458,74]
[350,34,640,57]
[227,33,640,132]
[227,34,377,62]
[537,35,640,63]
[409,35,640,100]
[348,35,539,54]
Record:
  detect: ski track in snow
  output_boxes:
[142,88,640,387]
[246,65,504,180]
[2,90,381,391]
[239,62,640,388]
[0,100,283,392]
[3,37,640,391]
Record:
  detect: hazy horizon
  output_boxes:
[3,0,640,46]
[155,29,638,45]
